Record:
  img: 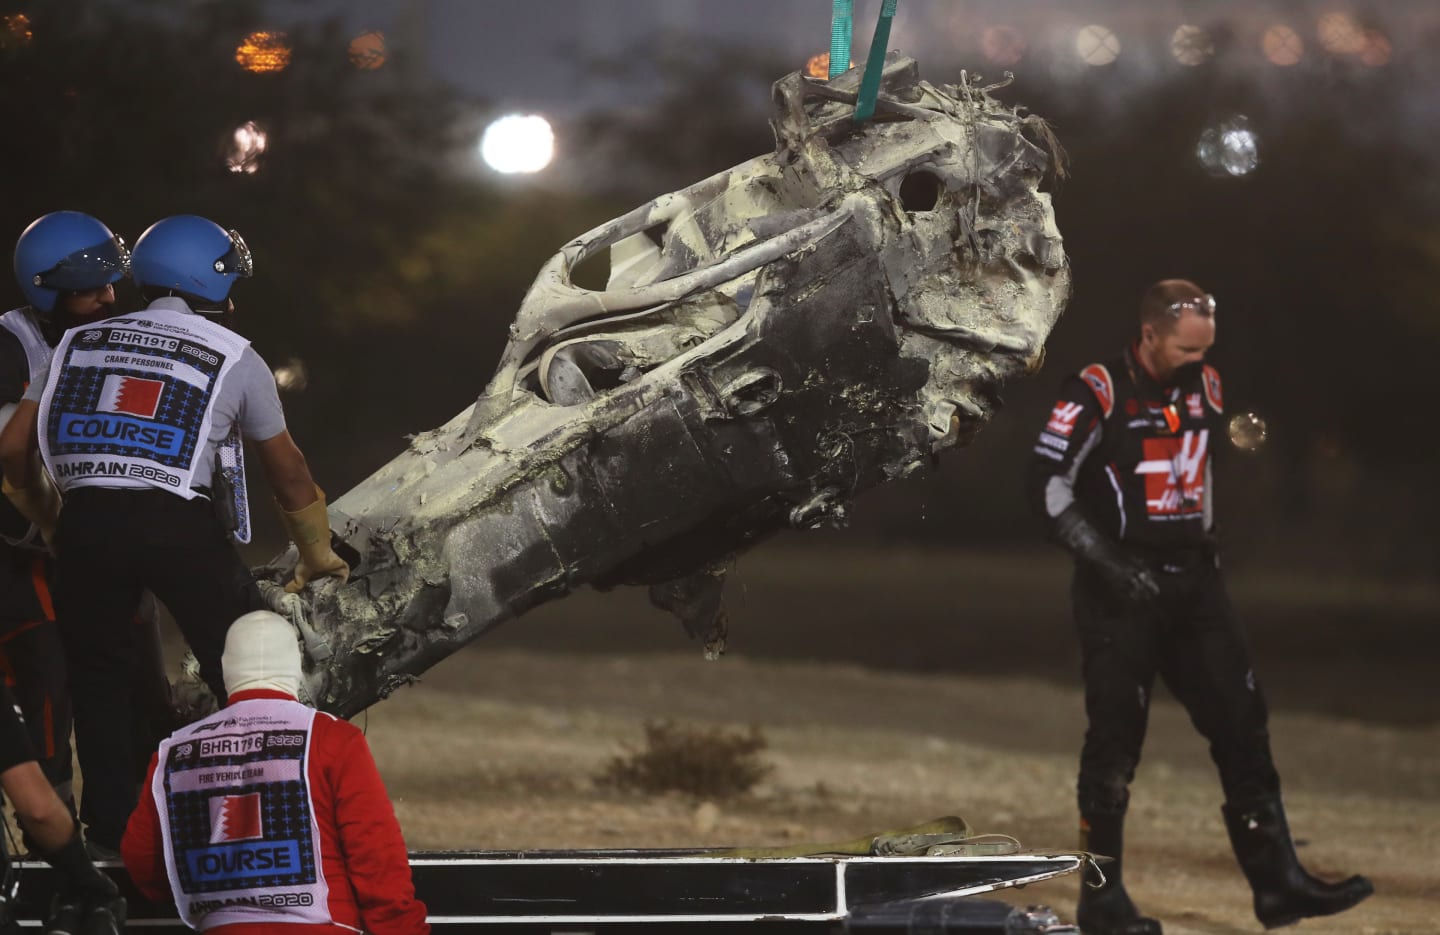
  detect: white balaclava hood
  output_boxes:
[222,610,303,698]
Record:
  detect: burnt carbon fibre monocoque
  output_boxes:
[255,54,1072,717]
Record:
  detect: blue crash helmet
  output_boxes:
[131,215,253,304]
[13,211,130,314]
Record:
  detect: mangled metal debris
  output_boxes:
[259,53,1072,717]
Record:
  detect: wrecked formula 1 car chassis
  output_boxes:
[248,53,1070,722]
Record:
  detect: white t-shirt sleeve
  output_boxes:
[233,348,287,442]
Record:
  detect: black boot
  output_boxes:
[1221,796,1373,929]
[1076,814,1163,935]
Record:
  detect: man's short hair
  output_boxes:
[1139,279,1209,333]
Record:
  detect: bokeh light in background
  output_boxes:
[1316,12,1366,55]
[225,121,268,174]
[1359,31,1392,67]
[1,12,32,48]
[480,114,555,174]
[1228,412,1269,452]
[1261,24,1304,66]
[1196,115,1259,177]
[981,26,1026,67]
[272,358,309,394]
[235,30,292,74]
[1075,25,1121,66]
[1170,25,1214,66]
[349,30,386,70]
[1310,12,1391,66]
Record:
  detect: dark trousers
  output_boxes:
[0,619,73,796]
[54,487,262,849]
[128,591,180,780]
[1072,556,1280,820]
[0,553,73,800]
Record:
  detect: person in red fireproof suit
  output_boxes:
[122,610,428,934]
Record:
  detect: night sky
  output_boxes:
[280,0,1440,118]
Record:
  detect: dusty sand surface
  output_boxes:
[354,542,1438,935]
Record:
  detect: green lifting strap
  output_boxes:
[853,0,898,123]
[828,0,853,79]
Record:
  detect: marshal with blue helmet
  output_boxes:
[129,215,252,309]
[12,210,129,316]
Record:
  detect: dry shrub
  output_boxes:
[600,720,773,799]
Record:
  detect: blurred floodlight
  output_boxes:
[1196,115,1260,178]
[981,26,1026,67]
[1317,12,1365,55]
[1075,25,1120,66]
[1,13,32,47]
[1262,25,1304,66]
[480,114,555,174]
[236,30,292,74]
[1359,30,1391,67]
[272,358,308,394]
[226,121,268,174]
[1170,25,1214,66]
[1228,412,1268,452]
[349,30,386,69]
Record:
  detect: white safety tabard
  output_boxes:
[37,311,250,498]
[0,308,51,381]
[154,699,332,929]
[0,309,54,549]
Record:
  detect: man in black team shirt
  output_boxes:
[1026,279,1372,935]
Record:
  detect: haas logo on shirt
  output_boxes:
[1046,401,1084,437]
[209,793,264,843]
[98,374,164,419]
[1135,430,1208,515]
